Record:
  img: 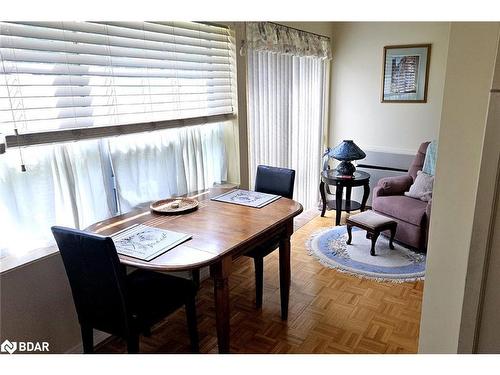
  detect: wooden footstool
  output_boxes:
[346,211,397,256]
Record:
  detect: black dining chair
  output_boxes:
[244,165,295,312]
[51,226,199,353]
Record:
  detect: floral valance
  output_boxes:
[241,22,332,60]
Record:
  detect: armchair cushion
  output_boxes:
[372,195,428,226]
[404,170,434,202]
[376,175,413,196]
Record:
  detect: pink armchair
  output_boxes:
[372,142,431,251]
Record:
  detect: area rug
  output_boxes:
[306,226,426,282]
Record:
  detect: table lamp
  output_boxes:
[331,140,366,176]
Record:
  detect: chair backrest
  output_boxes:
[408,142,430,181]
[51,226,131,335]
[254,165,295,199]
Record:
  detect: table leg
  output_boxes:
[345,186,352,213]
[279,226,292,321]
[335,184,344,226]
[191,268,200,290]
[320,181,327,217]
[389,226,396,250]
[361,181,370,211]
[210,256,232,353]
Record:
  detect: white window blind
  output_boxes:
[0,21,235,143]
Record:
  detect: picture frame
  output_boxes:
[381,44,431,103]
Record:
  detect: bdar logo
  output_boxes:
[1,340,17,354]
[0,339,49,354]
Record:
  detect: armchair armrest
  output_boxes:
[373,185,385,198]
[375,175,413,196]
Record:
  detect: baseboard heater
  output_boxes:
[353,149,414,206]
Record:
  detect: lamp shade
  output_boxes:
[331,140,366,161]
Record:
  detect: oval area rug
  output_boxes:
[306,226,426,282]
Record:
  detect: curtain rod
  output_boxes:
[269,22,331,40]
[197,21,230,29]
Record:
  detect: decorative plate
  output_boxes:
[150,198,199,215]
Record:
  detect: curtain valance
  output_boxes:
[241,22,332,60]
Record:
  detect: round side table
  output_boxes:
[319,169,371,226]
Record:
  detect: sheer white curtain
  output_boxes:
[0,21,235,256]
[108,122,227,212]
[247,49,328,209]
[0,139,113,253]
[0,123,228,254]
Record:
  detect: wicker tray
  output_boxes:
[150,198,199,215]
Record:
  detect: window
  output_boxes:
[0,22,235,257]
[0,123,228,256]
[244,22,331,210]
[0,21,236,145]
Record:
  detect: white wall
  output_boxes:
[472,42,500,353]
[458,39,500,352]
[329,22,450,155]
[418,22,500,353]
[0,253,82,353]
[476,141,500,352]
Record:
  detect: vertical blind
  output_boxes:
[247,50,328,210]
[0,21,235,137]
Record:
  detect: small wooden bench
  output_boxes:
[346,211,397,256]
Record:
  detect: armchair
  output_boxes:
[372,142,431,251]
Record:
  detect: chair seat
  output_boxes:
[372,195,428,226]
[347,210,397,230]
[127,269,196,327]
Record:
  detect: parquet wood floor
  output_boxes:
[96,209,424,354]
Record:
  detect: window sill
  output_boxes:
[0,183,239,275]
[0,245,60,275]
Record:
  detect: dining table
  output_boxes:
[86,187,303,353]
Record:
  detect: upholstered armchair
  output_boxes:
[372,142,431,251]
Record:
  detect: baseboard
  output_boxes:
[65,330,111,354]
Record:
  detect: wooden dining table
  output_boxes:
[86,187,303,353]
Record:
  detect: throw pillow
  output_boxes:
[423,140,438,176]
[405,170,434,202]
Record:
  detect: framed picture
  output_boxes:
[381,44,431,103]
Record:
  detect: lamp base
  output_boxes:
[336,160,356,176]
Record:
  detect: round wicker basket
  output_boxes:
[150,198,199,215]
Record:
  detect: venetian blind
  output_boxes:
[0,21,235,142]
